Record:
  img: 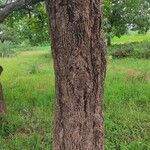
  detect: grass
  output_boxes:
[0,50,54,150]
[105,58,150,150]
[0,34,150,149]
[112,32,150,44]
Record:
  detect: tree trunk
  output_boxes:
[107,36,111,47]
[0,83,6,113]
[46,0,106,149]
[0,66,6,113]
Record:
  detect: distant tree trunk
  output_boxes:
[46,0,106,149]
[0,83,6,113]
[107,26,112,46]
[0,66,6,113]
[107,36,111,46]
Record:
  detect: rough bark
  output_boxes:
[46,0,106,149]
[0,66,6,113]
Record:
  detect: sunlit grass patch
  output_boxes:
[112,33,150,44]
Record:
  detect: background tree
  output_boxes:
[0,0,149,46]
[130,0,150,33]
[1,1,49,45]
[17,3,49,45]
[103,0,150,46]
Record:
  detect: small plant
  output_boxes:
[108,41,150,59]
[134,42,150,59]
[27,64,39,74]
[0,42,16,57]
[134,49,150,59]
[0,115,16,137]
[111,48,133,58]
[0,24,19,44]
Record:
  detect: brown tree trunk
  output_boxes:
[107,36,111,47]
[0,66,6,113]
[46,0,106,149]
[0,83,6,113]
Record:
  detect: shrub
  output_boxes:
[27,64,39,74]
[108,41,150,59]
[0,42,16,57]
[0,24,19,44]
[133,42,150,59]
[111,48,133,58]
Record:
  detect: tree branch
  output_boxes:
[0,0,44,23]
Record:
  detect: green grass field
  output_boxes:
[112,33,150,44]
[0,34,150,150]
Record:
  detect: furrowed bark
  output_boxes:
[46,0,106,149]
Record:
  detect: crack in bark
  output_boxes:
[66,0,75,23]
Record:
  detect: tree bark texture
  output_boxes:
[46,0,106,149]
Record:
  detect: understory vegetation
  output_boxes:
[0,34,150,150]
[109,41,150,59]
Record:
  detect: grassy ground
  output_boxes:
[0,50,55,150]
[105,58,150,149]
[112,32,150,44]
[0,35,150,149]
